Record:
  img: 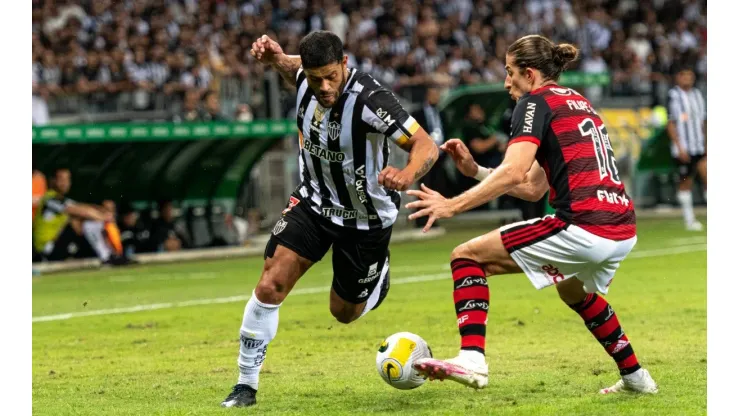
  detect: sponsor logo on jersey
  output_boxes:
[328,121,341,141]
[376,107,395,126]
[321,207,378,220]
[355,165,368,204]
[597,190,630,206]
[541,264,565,283]
[303,137,345,162]
[523,102,536,133]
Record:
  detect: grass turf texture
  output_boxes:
[33,218,706,415]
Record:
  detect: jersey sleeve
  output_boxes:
[509,94,550,147]
[696,90,706,121]
[667,88,682,122]
[360,89,420,147]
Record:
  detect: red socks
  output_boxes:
[451,258,489,354]
[569,293,641,375]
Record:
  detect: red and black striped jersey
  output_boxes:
[508,84,636,241]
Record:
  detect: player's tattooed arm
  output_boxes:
[402,128,439,183]
[413,156,436,182]
[271,55,302,87]
[378,128,438,191]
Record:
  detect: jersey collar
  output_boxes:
[342,68,357,95]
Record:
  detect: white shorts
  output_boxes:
[500,215,637,295]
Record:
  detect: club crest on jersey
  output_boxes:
[549,87,574,96]
[328,121,341,141]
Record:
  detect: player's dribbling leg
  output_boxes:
[221,244,313,408]
[414,229,521,389]
[556,277,658,394]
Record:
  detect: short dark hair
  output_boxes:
[299,31,344,69]
[673,62,695,76]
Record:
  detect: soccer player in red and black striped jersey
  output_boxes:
[406,35,658,395]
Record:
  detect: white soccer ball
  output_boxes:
[376,332,432,390]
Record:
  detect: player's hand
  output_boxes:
[405,184,456,232]
[440,139,478,177]
[378,166,414,191]
[678,148,690,163]
[101,211,115,223]
[250,34,284,64]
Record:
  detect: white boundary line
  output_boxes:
[32,244,706,323]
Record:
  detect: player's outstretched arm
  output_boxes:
[251,35,302,87]
[441,138,547,201]
[448,141,539,213]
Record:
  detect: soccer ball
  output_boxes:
[376,332,432,390]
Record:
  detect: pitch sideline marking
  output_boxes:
[32,244,706,323]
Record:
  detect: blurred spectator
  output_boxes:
[203,91,229,121]
[32,168,131,265]
[150,200,190,252]
[32,170,48,219]
[457,103,506,197]
[412,86,453,227]
[117,201,153,256]
[32,0,706,120]
[235,104,254,122]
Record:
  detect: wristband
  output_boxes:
[474,165,492,181]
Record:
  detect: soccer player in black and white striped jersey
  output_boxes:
[667,65,707,231]
[221,31,439,408]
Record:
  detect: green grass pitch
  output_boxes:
[32,218,706,415]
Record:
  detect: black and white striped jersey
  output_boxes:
[668,86,706,157]
[294,67,420,231]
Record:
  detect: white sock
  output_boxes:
[676,190,696,226]
[459,349,487,366]
[81,221,112,261]
[359,257,390,318]
[237,291,280,390]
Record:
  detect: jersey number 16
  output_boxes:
[579,118,621,184]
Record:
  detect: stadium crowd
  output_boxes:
[32,0,707,124]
